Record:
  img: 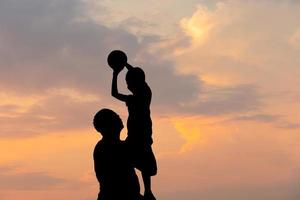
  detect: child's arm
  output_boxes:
[111,71,128,102]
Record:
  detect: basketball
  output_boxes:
[107,50,127,71]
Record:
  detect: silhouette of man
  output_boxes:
[112,65,157,200]
[93,108,141,200]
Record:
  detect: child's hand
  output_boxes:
[113,67,122,75]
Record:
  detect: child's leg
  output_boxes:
[142,172,156,200]
[142,173,151,193]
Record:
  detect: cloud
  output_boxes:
[178,84,261,115]
[152,0,300,118]
[0,0,272,141]
[4,0,300,140]
[277,121,300,129]
[158,181,300,200]
[180,3,222,46]
[0,105,21,114]
[228,113,300,130]
[289,29,300,48]
[233,114,279,122]
[0,166,64,190]
[0,0,206,114]
[156,122,300,200]
[0,0,138,93]
[166,0,300,83]
[0,89,103,137]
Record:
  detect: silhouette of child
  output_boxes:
[93,108,141,200]
[112,64,157,200]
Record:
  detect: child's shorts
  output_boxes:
[127,143,157,176]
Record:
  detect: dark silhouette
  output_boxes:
[110,50,157,200]
[93,109,141,200]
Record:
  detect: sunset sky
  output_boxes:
[1,0,300,199]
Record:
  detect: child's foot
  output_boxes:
[144,191,156,200]
[138,193,144,200]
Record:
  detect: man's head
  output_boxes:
[126,67,145,93]
[93,109,123,139]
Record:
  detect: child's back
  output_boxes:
[126,82,153,145]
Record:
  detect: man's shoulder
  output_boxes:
[93,140,104,156]
[94,140,126,153]
[94,140,104,148]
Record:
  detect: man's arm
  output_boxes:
[111,71,128,102]
[93,147,103,182]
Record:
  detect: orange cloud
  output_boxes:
[180,5,217,46]
[170,115,227,153]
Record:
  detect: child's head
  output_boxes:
[93,109,123,139]
[125,67,146,93]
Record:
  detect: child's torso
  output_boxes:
[126,85,153,145]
